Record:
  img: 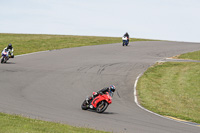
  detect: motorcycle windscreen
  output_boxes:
[108,92,113,97]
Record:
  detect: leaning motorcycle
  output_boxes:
[1,49,9,63]
[81,92,113,113]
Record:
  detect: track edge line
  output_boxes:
[133,72,200,128]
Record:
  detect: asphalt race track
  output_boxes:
[0,41,200,133]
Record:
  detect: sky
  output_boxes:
[0,0,200,42]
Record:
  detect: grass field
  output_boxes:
[0,33,153,56]
[177,50,200,60]
[137,62,200,123]
[0,113,109,133]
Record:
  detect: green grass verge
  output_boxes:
[177,50,200,61]
[137,62,200,123]
[0,33,153,56]
[0,113,109,133]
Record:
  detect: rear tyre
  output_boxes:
[96,101,108,113]
[81,100,89,110]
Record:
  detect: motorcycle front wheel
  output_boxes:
[1,57,4,63]
[81,100,89,110]
[96,101,108,113]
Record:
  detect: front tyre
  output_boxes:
[96,101,108,113]
[81,100,89,110]
[1,57,4,63]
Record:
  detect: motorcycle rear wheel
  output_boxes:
[96,101,108,113]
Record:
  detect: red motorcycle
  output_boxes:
[81,92,113,113]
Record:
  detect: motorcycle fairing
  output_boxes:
[91,93,112,108]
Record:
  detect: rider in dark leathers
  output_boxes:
[96,85,116,95]
[86,85,116,105]
[124,32,129,43]
[3,43,14,58]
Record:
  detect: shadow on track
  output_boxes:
[82,109,117,115]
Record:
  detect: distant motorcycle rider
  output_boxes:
[124,32,129,43]
[86,85,116,104]
[3,43,14,58]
